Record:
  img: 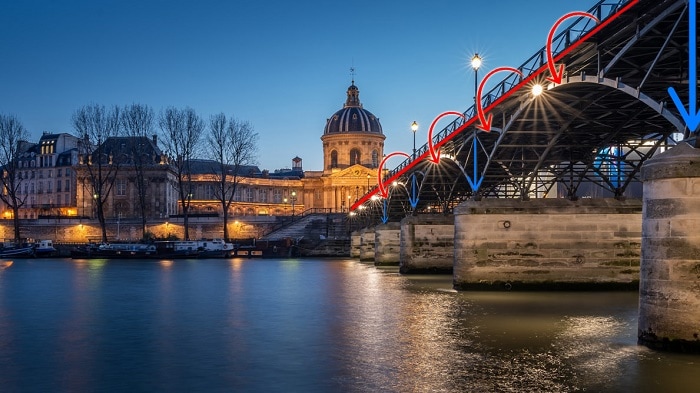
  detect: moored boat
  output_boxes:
[34,240,57,257]
[197,239,235,258]
[0,245,35,258]
[71,242,157,259]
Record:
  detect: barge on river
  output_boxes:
[70,239,295,259]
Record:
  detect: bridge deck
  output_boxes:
[352,0,694,221]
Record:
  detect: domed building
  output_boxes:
[299,80,386,212]
[321,82,385,172]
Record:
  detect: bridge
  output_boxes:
[351,0,694,220]
[348,0,700,353]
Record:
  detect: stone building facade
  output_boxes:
[0,80,386,241]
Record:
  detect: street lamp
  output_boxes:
[471,53,482,104]
[366,173,370,193]
[283,197,288,216]
[291,190,296,217]
[411,121,418,160]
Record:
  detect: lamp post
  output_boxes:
[411,121,418,160]
[471,53,482,103]
[471,53,482,200]
[291,190,296,217]
[283,197,288,216]
[366,174,370,193]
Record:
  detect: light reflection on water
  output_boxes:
[0,258,698,392]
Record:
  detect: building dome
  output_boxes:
[323,82,383,135]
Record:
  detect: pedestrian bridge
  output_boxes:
[351,0,695,220]
[348,0,700,353]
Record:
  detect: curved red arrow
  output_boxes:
[427,111,466,163]
[546,11,600,84]
[476,67,523,132]
[377,151,410,198]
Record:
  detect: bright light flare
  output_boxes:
[471,53,482,70]
[532,84,544,97]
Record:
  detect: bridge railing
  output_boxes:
[382,0,634,185]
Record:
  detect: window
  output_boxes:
[259,188,268,203]
[372,150,379,168]
[330,150,338,168]
[350,149,361,165]
[245,188,254,202]
[56,180,61,192]
[273,188,282,203]
[57,168,62,177]
[116,179,127,196]
[64,179,70,192]
[204,184,214,200]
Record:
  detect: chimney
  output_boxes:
[152,134,158,145]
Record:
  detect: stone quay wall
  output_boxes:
[400,215,454,274]
[453,198,642,290]
[1,216,278,245]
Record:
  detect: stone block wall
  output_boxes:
[453,198,642,290]
[374,222,400,266]
[350,231,361,258]
[400,215,454,274]
[359,227,375,261]
[638,142,700,352]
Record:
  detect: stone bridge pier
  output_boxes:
[453,198,642,290]
[638,143,700,352]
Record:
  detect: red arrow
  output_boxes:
[427,111,466,163]
[377,152,410,198]
[546,11,600,84]
[476,67,523,132]
[349,0,639,212]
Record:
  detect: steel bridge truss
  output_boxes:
[361,0,694,221]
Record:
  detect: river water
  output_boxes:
[0,257,698,392]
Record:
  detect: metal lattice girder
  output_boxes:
[361,0,694,222]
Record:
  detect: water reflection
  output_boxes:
[0,259,698,392]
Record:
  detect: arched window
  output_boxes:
[330,150,338,168]
[350,149,361,166]
[372,150,379,168]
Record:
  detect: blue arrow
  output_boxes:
[408,173,420,209]
[466,136,484,191]
[668,0,700,133]
[381,199,389,224]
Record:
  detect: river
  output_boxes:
[0,257,698,392]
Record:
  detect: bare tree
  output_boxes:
[0,114,29,243]
[208,113,258,240]
[158,107,203,240]
[122,103,155,238]
[73,104,122,243]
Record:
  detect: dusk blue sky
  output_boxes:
[0,0,591,172]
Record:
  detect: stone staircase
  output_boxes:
[262,212,350,256]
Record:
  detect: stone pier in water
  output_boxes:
[453,198,642,290]
[374,222,401,266]
[638,142,700,352]
[400,215,454,274]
